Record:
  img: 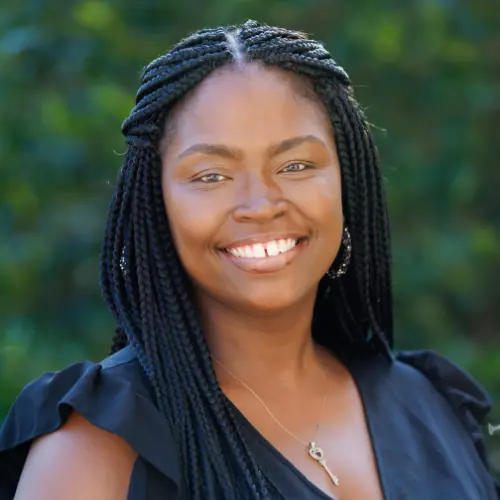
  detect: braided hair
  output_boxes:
[101,20,393,499]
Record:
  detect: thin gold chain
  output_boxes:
[212,356,326,447]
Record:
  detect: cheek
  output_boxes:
[162,182,223,254]
[289,174,344,268]
[291,173,342,226]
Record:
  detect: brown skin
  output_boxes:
[13,412,137,500]
[162,63,385,500]
[162,64,342,315]
[162,64,343,384]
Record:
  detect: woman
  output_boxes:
[0,20,498,500]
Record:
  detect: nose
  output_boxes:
[232,173,288,222]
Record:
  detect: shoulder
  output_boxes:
[393,349,493,426]
[0,346,181,498]
[392,349,499,491]
[14,411,137,500]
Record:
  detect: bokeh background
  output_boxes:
[1,0,499,477]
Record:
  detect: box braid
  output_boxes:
[101,20,393,499]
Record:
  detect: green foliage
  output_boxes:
[1,0,499,475]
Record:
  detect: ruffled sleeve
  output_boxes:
[0,346,180,499]
[396,349,500,498]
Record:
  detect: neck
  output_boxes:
[198,293,327,389]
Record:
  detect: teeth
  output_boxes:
[278,240,289,253]
[226,238,299,258]
[242,246,253,258]
[266,240,280,256]
[252,243,266,258]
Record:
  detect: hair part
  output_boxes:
[102,20,393,500]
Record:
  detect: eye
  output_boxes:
[197,173,228,184]
[282,162,311,173]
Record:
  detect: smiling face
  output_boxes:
[161,63,343,315]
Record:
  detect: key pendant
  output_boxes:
[308,442,340,486]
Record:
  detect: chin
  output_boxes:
[229,280,315,315]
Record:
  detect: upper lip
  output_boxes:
[219,233,308,250]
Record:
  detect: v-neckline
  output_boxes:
[224,349,392,500]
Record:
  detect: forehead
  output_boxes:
[164,63,334,153]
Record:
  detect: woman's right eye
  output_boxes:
[193,173,227,184]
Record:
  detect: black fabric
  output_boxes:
[0,345,498,499]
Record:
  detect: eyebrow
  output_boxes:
[176,135,327,162]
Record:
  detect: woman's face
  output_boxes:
[161,64,343,314]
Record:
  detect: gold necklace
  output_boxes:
[212,357,340,487]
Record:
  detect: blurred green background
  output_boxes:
[1,0,499,476]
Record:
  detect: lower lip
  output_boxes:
[220,240,307,273]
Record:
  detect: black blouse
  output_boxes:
[0,345,498,499]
